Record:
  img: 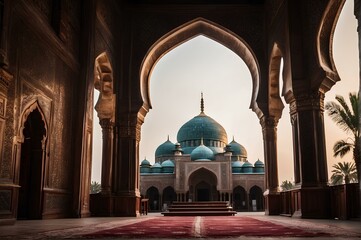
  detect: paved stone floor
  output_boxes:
[0,212,360,239]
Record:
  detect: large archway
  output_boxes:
[188,168,218,201]
[140,18,262,117]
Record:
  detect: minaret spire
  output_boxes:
[201,92,204,113]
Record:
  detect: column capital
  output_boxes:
[118,113,143,141]
[290,91,325,114]
[260,115,279,129]
[99,118,114,129]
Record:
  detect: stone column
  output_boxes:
[113,113,142,216]
[291,91,330,218]
[293,92,328,187]
[99,118,113,195]
[260,115,280,215]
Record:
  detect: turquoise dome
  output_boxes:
[242,160,253,173]
[191,143,214,161]
[232,161,243,173]
[151,162,162,173]
[155,138,175,157]
[140,158,151,174]
[177,112,228,154]
[161,159,175,167]
[229,139,247,158]
[254,159,264,167]
[140,159,151,166]
[161,160,175,173]
[254,159,265,173]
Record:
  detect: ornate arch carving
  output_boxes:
[18,96,49,143]
[140,17,261,116]
[94,52,115,121]
[316,0,344,92]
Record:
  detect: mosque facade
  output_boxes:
[140,97,265,212]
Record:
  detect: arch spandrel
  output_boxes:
[140,17,263,118]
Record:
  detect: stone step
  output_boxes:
[162,201,235,216]
[168,207,232,211]
[162,211,236,216]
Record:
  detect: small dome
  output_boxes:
[232,161,244,168]
[254,159,265,173]
[242,160,253,173]
[191,142,214,161]
[161,159,175,173]
[161,159,175,168]
[151,162,162,174]
[254,159,264,167]
[229,139,247,158]
[140,158,151,174]
[232,161,243,173]
[155,138,175,157]
[140,158,151,166]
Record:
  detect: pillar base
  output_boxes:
[264,191,280,215]
[90,193,140,217]
[291,187,330,219]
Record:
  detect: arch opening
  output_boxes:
[188,168,218,201]
[17,108,46,219]
[140,18,261,116]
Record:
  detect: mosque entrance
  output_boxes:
[17,108,46,219]
[188,168,217,202]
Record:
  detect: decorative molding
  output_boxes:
[290,91,325,115]
[0,68,13,95]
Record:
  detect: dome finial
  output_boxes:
[200,92,204,113]
[200,137,204,145]
[167,135,169,141]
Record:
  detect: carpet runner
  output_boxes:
[81,216,330,238]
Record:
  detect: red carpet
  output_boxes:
[82,216,330,238]
[201,216,329,238]
[83,217,196,238]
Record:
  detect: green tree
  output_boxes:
[330,161,358,185]
[325,93,360,184]
[280,180,293,191]
[90,181,101,194]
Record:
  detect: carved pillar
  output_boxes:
[292,92,328,187]
[260,115,280,215]
[260,116,280,193]
[99,118,113,195]
[290,91,330,218]
[112,113,142,216]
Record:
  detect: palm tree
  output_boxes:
[325,92,360,184]
[330,161,358,185]
[280,180,293,191]
[90,181,101,194]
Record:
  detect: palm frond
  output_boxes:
[333,140,352,158]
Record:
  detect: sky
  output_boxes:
[92,0,359,185]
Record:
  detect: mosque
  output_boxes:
[140,95,265,212]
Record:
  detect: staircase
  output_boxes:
[162,201,236,216]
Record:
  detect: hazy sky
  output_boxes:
[92,0,359,184]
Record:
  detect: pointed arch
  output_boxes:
[140,17,261,115]
[18,98,49,143]
[186,166,218,188]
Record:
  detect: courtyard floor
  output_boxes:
[0,212,360,239]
